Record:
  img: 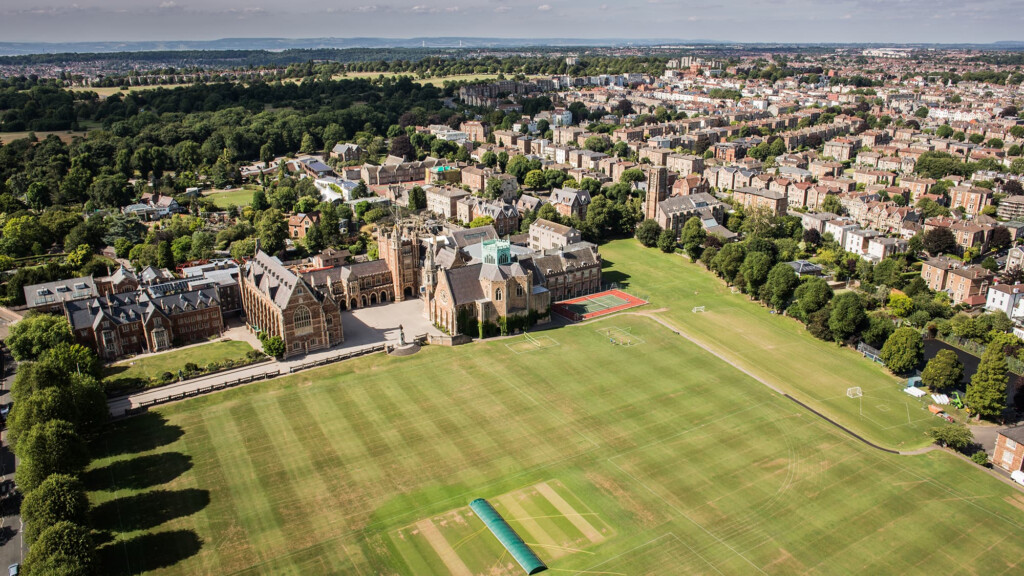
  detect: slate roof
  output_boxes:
[245,250,300,310]
[24,276,97,308]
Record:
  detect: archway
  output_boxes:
[360,295,367,307]
[370,293,377,305]
[350,299,358,310]
[381,291,389,302]
[404,286,414,298]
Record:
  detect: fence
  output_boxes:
[120,344,389,417]
[857,342,884,365]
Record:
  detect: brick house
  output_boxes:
[921,257,994,306]
[288,212,320,239]
[993,426,1024,473]
[426,187,470,219]
[732,186,788,215]
[550,187,592,219]
[949,185,993,216]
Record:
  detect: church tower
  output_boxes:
[645,166,668,221]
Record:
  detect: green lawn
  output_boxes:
[600,239,936,450]
[105,340,255,393]
[88,314,1024,575]
[205,187,256,209]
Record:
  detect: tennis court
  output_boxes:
[552,289,648,322]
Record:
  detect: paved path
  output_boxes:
[108,299,440,416]
[611,310,940,457]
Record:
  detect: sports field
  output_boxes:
[205,187,256,209]
[89,311,1024,575]
[553,289,647,321]
[599,239,939,450]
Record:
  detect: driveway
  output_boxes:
[107,299,441,415]
[0,349,23,570]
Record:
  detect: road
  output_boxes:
[0,348,24,571]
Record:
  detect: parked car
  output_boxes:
[8,563,19,576]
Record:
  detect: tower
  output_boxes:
[423,240,437,320]
[379,219,423,302]
[645,167,668,222]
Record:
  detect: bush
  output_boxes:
[929,423,973,451]
[971,451,990,466]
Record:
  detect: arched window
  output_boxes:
[495,288,503,301]
[293,306,312,335]
[516,284,524,297]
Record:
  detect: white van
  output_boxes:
[1011,470,1024,486]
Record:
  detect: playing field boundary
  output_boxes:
[553,289,648,322]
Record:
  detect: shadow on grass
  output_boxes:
[92,488,210,532]
[97,529,202,576]
[91,413,184,460]
[84,452,193,492]
[600,259,631,287]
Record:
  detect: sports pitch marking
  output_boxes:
[595,326,645,347]
[505,333,560,354]
[415,518,473,576]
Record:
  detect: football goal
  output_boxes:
[692,306,706,313]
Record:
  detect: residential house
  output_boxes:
[529,219,582,251]
[288,212,320,239]
[985,284,1024,317]
[732,187,788,215]
[993,426,1024,473]
[550,187,592,219]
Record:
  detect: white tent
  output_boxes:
[904,387,927,398]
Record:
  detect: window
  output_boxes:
[495,288,502,301]
[516,285,524,297]
[293,306,312,335]
[1007,438,1018,451]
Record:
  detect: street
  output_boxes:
[0,347,24,571]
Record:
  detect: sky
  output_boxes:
[0,0,1022,44]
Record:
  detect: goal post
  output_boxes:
[847,387,863,398]
[692,306,706,313]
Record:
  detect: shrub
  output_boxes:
[970,451,990,467]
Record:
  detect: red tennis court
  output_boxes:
[552,289,648,322]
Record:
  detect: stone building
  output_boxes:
[240,250,344,359]
[379,222,423,301]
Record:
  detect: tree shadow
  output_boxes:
[91,413,184,459]
[91,488,210,533]
[83,452,193,492]
[97,529,202,576]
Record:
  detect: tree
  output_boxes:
[657,229,676,253]
[768,137,786,157]
[765,262,799,310]
[635,219,662,247]
[256,209,288,254]
[821,195,843,215]
[524,169,546,189]
[740,252,773,297]
[24,521,94,576]
[481,151,497,168]
[923,227,956,255]
[21,474,89,544]
[712,243,746,283]
[15,420,89,492]
[929,423,973,450]
[390,134,415,160]
[679,216,706,261]
[887,292,915,317]
[829,292,867,342]
[260,335,285,358]
[967,344,1009,420]
[921,349,964,391]
[251,189,269,211]
[620,168,645,188]
[989,226,1012,250]
[157,240,175,269]
[914,106,929,118]
[861,313,895,349]
[40,342,101,380]
[6,314,73,362]
[506,155,535,183]
[794,277,833,320]
[880,327,923,375]
[406,185,426,211]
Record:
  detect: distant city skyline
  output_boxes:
[2,0,1023,45]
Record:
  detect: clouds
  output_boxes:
[0,0,1020,43]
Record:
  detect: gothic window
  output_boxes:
[495,288,503,301]
[516,284,524,297]
[293,306,312,335]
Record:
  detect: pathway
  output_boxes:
[107,299,440,416]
